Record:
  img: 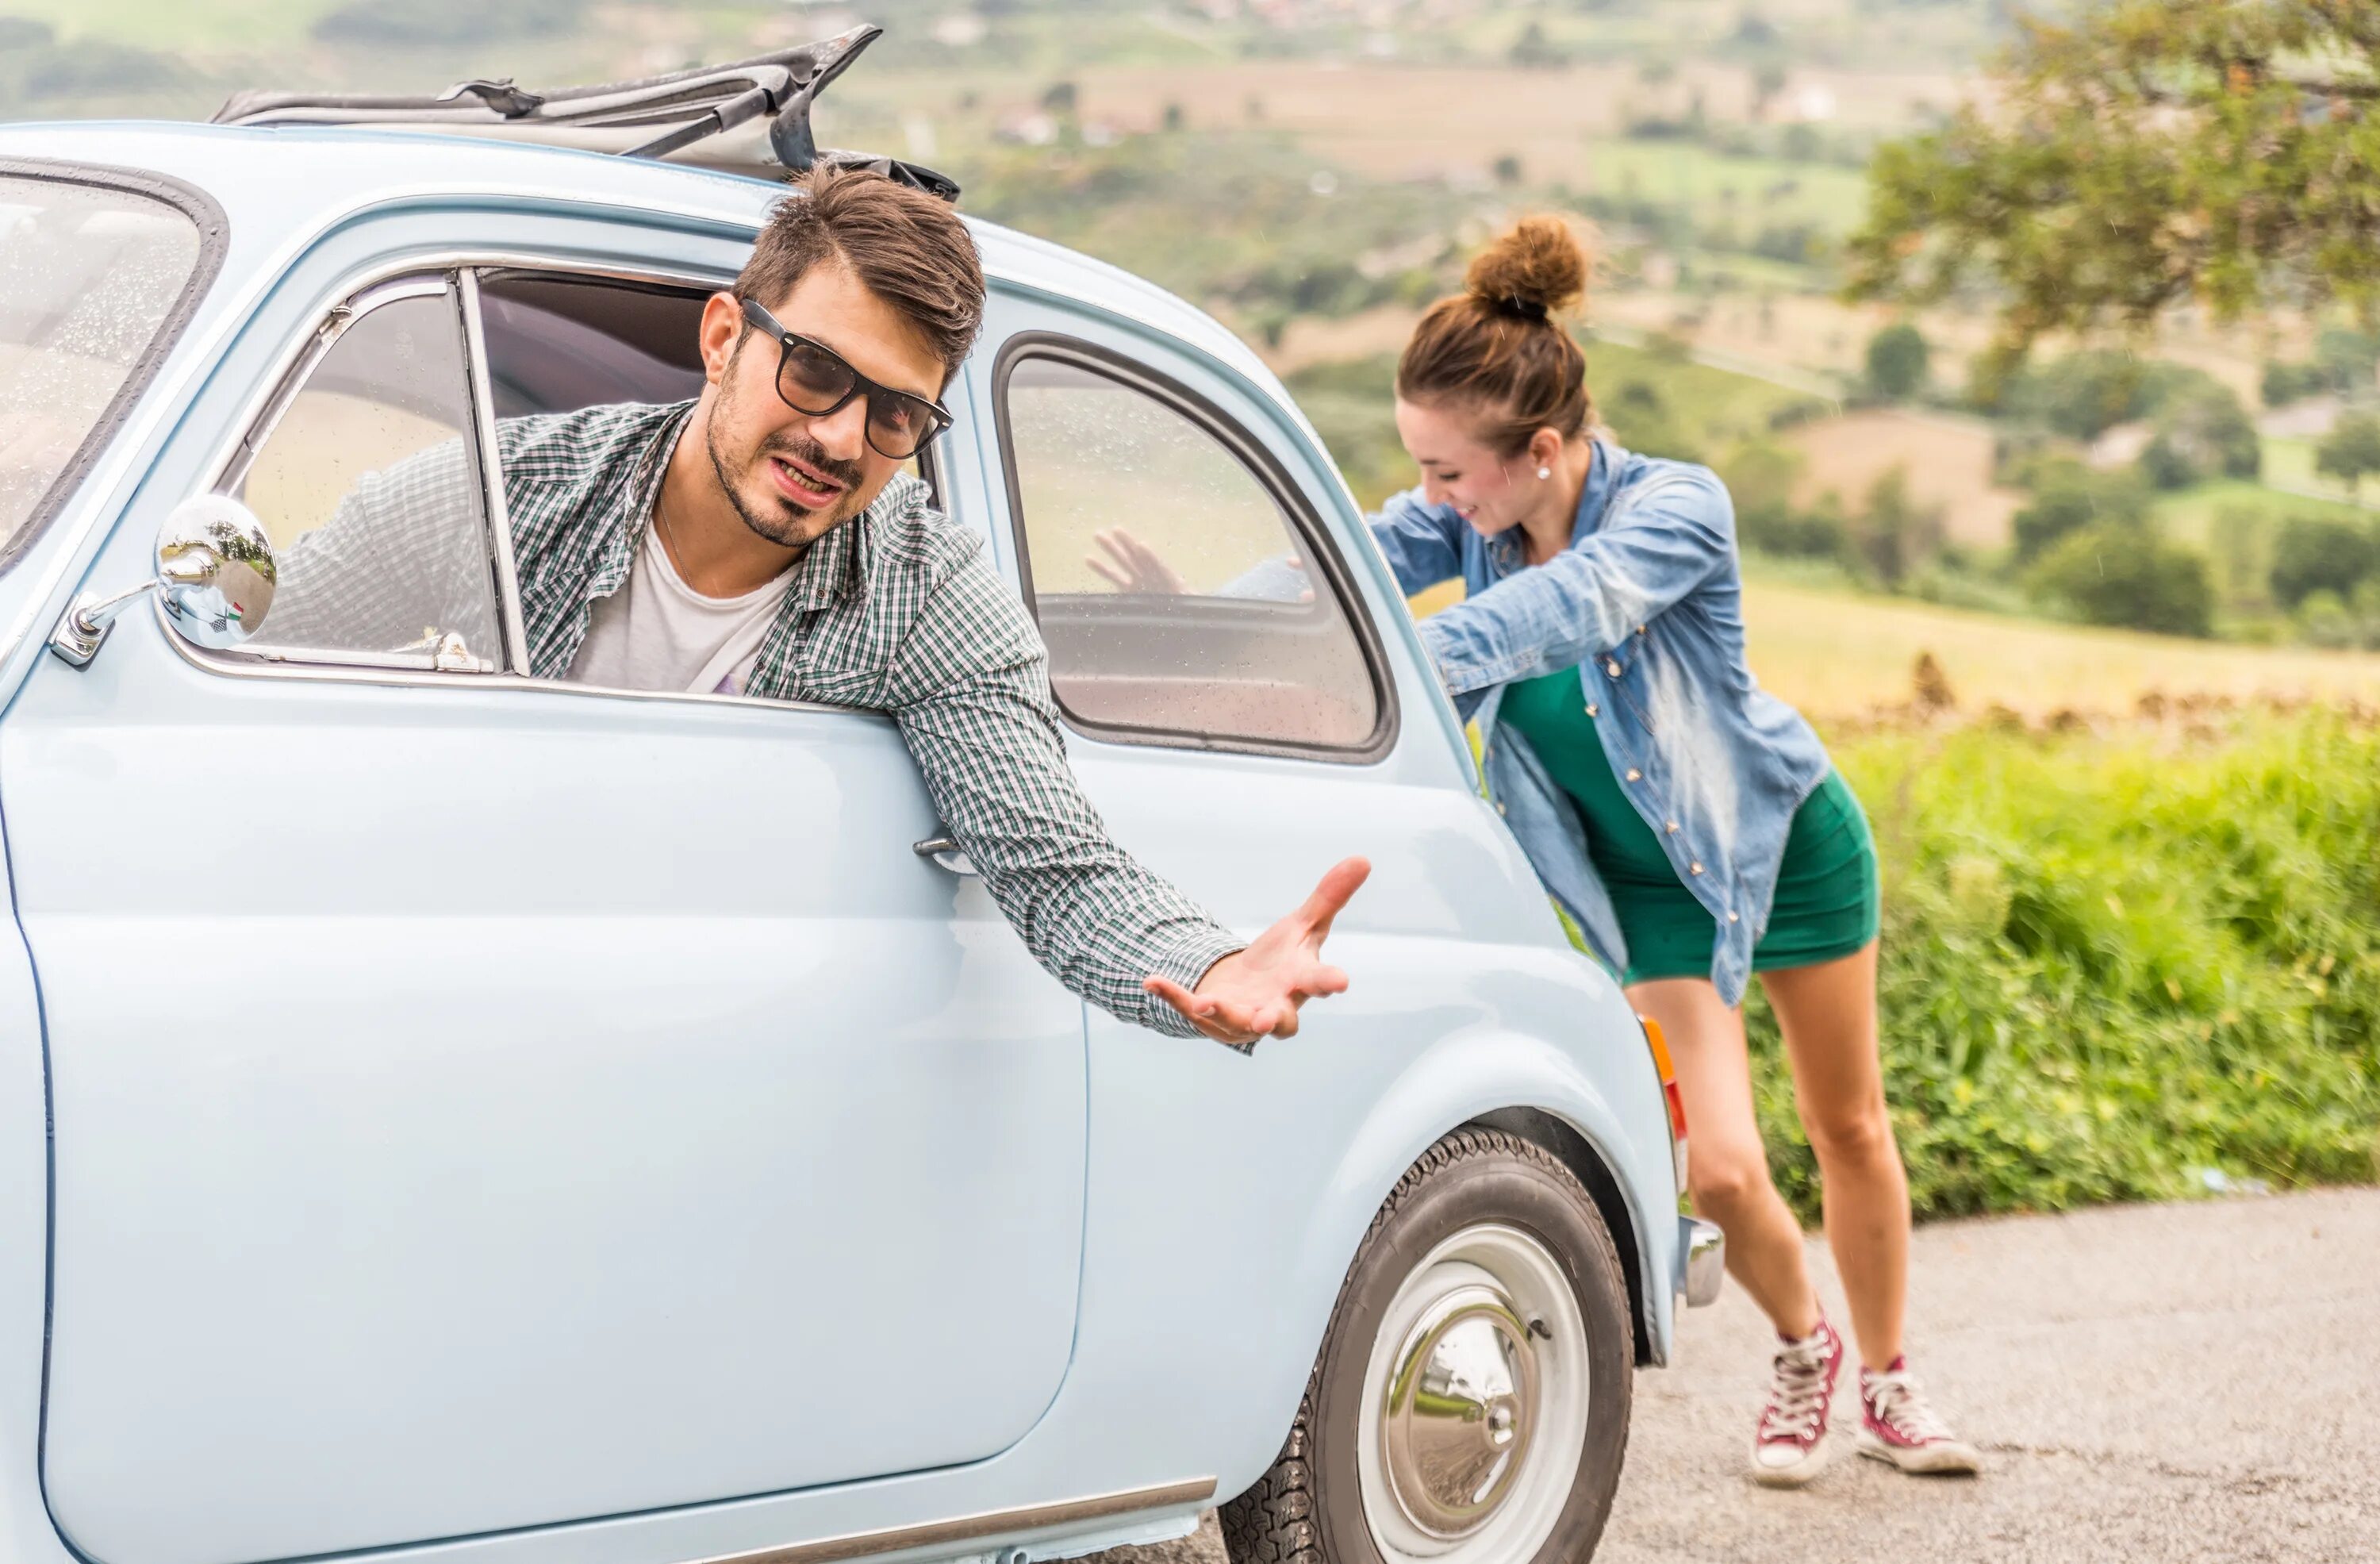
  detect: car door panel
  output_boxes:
[11,246,1086,1564]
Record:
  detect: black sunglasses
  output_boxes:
[738,297,953,461]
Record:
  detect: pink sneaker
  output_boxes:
[1749,1315,1842,1487]
[1857,1357,1983,1475]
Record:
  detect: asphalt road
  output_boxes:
[1082,1187,2380,1564]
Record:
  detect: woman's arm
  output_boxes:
[1416,467,1734,695]
[1365,486,1465,595]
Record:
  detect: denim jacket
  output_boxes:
[1368,441,1832,1005]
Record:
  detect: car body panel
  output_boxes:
[0,121,1686,1564]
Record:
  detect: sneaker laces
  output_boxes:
[1758,1328,1834,1443]
[1864,1367,1954,1444]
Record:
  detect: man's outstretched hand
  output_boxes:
[1143,856,1372,1048]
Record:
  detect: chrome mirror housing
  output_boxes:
[51,495,278,667]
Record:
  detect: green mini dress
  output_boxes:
[1501,666,1879,986]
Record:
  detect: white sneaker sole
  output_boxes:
[1856,1428,1983,1474]
[1750,1435,1832,1488]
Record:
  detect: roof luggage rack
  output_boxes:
[211,22,958,200]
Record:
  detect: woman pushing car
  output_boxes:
[1366,216,1979,1485]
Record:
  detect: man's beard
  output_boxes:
[704,375,869,551]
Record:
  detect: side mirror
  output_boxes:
[50,495,279,667]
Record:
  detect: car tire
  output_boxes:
[1220,1128,1634,1564]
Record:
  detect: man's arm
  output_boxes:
[884,554,1244,1039]
[253,433,499,656]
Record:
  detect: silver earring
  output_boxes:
[1537,466,1553,480]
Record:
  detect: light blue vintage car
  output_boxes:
[0,29,1719,1564]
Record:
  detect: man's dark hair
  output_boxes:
[735,165,985,381]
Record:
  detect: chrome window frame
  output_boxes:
[989,329,1399,766]
[168,248,943,716]
[204,269,505,676]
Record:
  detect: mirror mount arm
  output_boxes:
[48,583,158,669]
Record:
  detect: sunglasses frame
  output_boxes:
[737,296,954,460]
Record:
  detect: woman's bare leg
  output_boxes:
[1759,942,1908,1370]
[1629,976,1821,1339]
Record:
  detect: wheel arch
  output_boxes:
[1466,1106,1657,1368]
[1254,1027,1676,1500]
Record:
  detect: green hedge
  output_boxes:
[1745,707,2380,1222]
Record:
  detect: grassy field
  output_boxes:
[1740,579,2380,717]
[1577,136,1875,237]
[1400,574,2380,717]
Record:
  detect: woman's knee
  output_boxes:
[1802,1096,1898,1169]
[1688,1146,1778,1218]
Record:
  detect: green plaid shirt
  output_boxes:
[271,400,1242,1039]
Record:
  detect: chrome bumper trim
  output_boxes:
[681,1478,1218,1564]
[1681,1216,1726,1308]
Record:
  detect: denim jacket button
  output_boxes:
[1605,660,1621,678]
[1726,910,1740,923]
[1585,702,1598,717]
[1496,801,1507,816]
[1665,820,1679,832]
[1625,768,1641,782]
[1689,862,1705,875]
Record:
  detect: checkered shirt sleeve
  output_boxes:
[877,533,1246,1043]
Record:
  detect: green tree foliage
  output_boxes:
[2140,380,2262,488]
[1865,321,1931,401]
[2010,459,2150,562]
[2317,411,2380,498]
[2263,359,2329,408]
[2270,515,2380,609]
[1986,349,2160,440]
[1849,466,1943,586]
[1845,1,2380,373]
[2028,521,2217,636]
[2315,326,2380,394]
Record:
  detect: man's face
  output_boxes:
[697,258,946,551]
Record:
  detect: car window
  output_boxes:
[0,171,206,566]
[232,282,503,670]
[1000,351,1384,755]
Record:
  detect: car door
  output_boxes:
[6,252,1086,1564]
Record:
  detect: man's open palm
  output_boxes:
[1143,856,1372,1047]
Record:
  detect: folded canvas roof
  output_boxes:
[210,22,958,198]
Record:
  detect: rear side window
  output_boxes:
[0,167,213,568]
[998,348,1385,757]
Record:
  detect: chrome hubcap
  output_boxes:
[1381,1285,1539,1538]
[1357,1224,1591,1563]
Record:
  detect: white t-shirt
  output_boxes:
[565,523,797,696]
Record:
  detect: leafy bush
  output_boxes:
[2028,521,2215,636]
[1864,322,1930,401]
[2316,411,2380,498]
[2261,359,2328,408]
[2140,380,2260,487]
[2010,460,2148,561]
[2269,516,2379,609]
[1747,709,2380,1221]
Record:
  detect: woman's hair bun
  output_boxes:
[1464,215,1587,320]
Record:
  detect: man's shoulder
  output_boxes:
[496,401,690,484]
[861,470,995,584]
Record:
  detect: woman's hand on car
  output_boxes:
[1086,528,1191,594]
[1145,856,1372,1047]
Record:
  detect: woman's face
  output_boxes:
[1394,397,1530,537]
